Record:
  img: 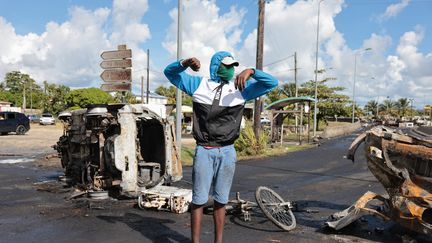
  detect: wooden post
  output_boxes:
[253,0,265,142]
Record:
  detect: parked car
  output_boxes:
[0,111,30,135]
[260,117,271,126]
[28,114,40,123]
[39,113,56,125]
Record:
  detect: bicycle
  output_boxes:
[255,186,296,231]
[205,186,297,231]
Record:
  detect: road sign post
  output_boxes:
[101,82,132,92]
[100,44,132,102]
[100,69,131,82]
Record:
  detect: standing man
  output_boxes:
[164,51,277,243]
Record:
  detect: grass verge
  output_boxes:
[180,143,316,166]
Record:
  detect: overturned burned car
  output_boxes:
[54,104,191,213]
[326,125,432,235]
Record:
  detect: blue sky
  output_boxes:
[0,0,431,108]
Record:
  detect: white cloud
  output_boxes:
[386,55,405,81]
[162,0,246,77]
[0,0,152,89]
[0,0,430,108]
[378,0,411,21]
[161,0,432,107]
[238,0,344,84]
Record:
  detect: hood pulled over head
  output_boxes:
[209,51,239,82]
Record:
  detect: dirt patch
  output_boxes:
[0,124,63,168]
[0,124,63,156]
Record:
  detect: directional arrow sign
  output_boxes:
[100,59,132,69]
[101,82,131,92]
[100,69,131,82]
[101,49,132,60]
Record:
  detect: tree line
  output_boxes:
[364,98,416,118]
[0,71,129,115]
[1,70,417,121]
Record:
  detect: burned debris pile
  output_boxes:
[326,125,432,235]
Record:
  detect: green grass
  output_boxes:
[180,142,316,166]
[181,146,195,166]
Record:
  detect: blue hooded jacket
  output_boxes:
[164,51,277,146]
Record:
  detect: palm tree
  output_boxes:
[379,99,397,116]
[396,98,410,118]
[365,100,378,116]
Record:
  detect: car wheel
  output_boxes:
[16,125,27,135]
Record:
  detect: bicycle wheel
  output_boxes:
[255,186,296,231]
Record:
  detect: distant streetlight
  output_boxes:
[409,98,414,118]
[21,80,26,111]
[313,0,325,137]
[352,48,372,123]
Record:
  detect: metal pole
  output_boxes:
[376,95,379,118]
[22,82,26,111]
[141,76,144,104]
[254,0,265,142]
[294,52,298,98]
[300,103,303,145]
[307,102,311,143]
[176,0,183,153]
[146,49,150,104]
[294,52,298,127]
[352,54,358,123]
[313,0,323,137]
[409,98,414,118]
[30,81,33,115]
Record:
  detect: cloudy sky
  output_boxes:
[0,0,430,108]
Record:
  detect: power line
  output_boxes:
[271,67,302,74]
[263,54,295,67]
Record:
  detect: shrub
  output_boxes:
[235,122,268,156]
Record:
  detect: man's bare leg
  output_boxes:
[213,201,225,243]
[191,203,204,243]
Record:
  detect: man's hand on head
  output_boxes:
[235,68,254,91]
[182,57,201,72]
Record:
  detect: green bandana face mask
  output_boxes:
[217,64,235,81]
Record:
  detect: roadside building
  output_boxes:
[134,91,168,105]
[0,101,21,112]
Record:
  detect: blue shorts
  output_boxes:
[192,144,237,205]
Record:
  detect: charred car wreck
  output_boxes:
[326,125,432,235]
[54,104,191,213]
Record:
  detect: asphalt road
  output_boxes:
[0,132,430,243]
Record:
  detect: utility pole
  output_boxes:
[30,81,33,115]
[352,54,357,123]
[294,52,298,98]
[253,0,265,141]
[146,49,150,104]
[352,48,371,123]
[141,76,144,104]
[409,98,414,118]
[294,52,298,126]
[313,0,324,137]
[22,82,26,111]
[176,0,183,156]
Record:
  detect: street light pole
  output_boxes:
[409,98,414,118]
[351,54,358,123]
[352,48,371,123]
[313,0,324,137]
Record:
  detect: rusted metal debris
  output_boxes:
[326,125,432,235]
[54,104,191,213]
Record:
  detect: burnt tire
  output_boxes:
[255,186,296,231]
[16,125,27,135]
